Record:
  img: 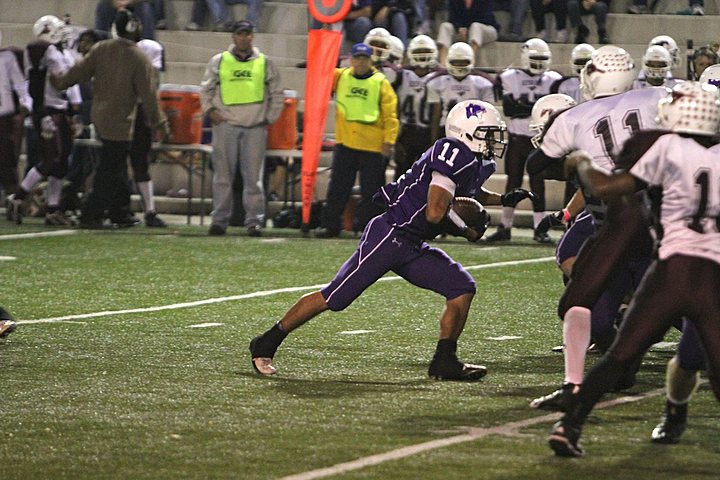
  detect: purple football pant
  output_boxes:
[321,214,476,311]
[555,211,595,267]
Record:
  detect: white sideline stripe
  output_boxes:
[281,387,667,480]
[0,256,16,261]
[0,229,77,240]
[18,257,554,325]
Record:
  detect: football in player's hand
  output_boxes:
[452,197,490,233]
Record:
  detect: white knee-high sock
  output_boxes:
[500,206,514,229]
[666,356,700,405]
[46,176,62,208]
[137,181,155,213]
[533,211,546,229]
[20,167,43,193]
[563,306,592,385]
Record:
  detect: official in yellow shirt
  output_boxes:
[315,42,399,238]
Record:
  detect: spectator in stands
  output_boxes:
[531,0,568,42]
[51,10,168,229]
[200,20,284,236]
[95,0,156,39]
[627,0,704,15]
[567,0,610,44]
[314,43,399,238]
[187,0,264,32]
[436,0,500,65]
[692,45,719,79]
[494,0,530,42]
[153,0,167,30]
[371,0,414,46]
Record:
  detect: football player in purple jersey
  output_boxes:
[249,100,535,380]
[0,306,16,338]
[549,82,720,457]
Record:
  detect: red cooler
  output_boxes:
[267,90,298,149]
[159,84,203,144]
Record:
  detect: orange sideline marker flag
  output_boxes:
[301,28,342,228]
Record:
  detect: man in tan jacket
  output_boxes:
[51,9,167,228]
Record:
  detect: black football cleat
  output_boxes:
[533,230,554,244]
[651,401,687,444]
[249,336,277,375]
[530,383,579,412]
[428,357,487,381]
[0,319,17,338]
[548,419,584,457]
[483,226,511,243]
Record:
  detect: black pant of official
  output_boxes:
[81,138,133,223]
[321,144,386,234]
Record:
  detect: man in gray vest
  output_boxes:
[200,20,284,236]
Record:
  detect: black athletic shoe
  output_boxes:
[144,212,167,228]
[208,224,226,236]
[530,383,579,412]
[249,336,277,375]
[483,226,511,243]
[548,419,584,457]
[428,357,487,381]
[651,401,687,444]
[533,230,554,244]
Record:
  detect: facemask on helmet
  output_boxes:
[364,27,392,63]
[571,43,595,75]
[521,38,551,74]
[649,35,680,68]
[408,34,438,69]
[699,63,720,88]
[446,42,474,78]
[529,94,577,148]
[33,15,65,44]
[656,81,720,135]
[388,35,404,66]
[642,45,672,82]
[445,100,507,158]
[580,45,635,100]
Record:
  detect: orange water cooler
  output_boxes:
[159,84,203,144]
[267,90,298,149]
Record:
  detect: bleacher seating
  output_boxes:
[1,0,717,225]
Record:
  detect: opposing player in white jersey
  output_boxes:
[632,45,683,90]
[130,38,167,227]
[0,36,32,204]
[551,43,594,105]
[7,15,82,226]
[426,41,494,143]
[526,46,669,412]
[394,34,439,179]
[486,38,561,244]
[364,27,401,85]
[549,82,720,458]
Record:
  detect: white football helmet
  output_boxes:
[364,27,392,63]
[580,45,635,100]
[649,35,680,68]
[571,43,595,75]
[33,15,65,44]
[445,100,507,158]
[642,45,672,82]
[407,34,438,69]
[656,81,720,135]
[388,35,404,66]
[521,38,552,74]
[529,94,577,148]
[699,63,720,88]
[446,42,474,78]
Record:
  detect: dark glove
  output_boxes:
[535,209,568,235]
[500,188,538,208]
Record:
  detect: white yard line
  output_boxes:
[18,257,554,325]
[281,388,667,480]
[0,230,77,240]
